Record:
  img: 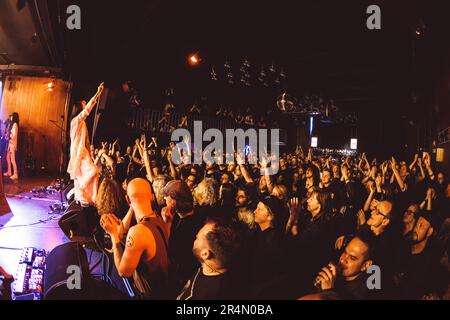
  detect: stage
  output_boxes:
[0,177,68,275]
[0,176,129,299]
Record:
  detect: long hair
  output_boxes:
[95,178,127,218]
[11,112,19,126]
[219,182,237,208]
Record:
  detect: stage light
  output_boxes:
[311,137,318,148]
[188,53,201,66]
[436,148,444,162]
[46,80,55,92]
[350,139,358,150]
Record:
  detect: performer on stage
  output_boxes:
[4,113,19,180]
[0,116,10,158]
[67,82,104,206]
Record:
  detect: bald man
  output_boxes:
[101,178,169,299]
[366,200,392,236]
[365,200,401,297]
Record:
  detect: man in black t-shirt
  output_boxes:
[177,219,241,300]
[395,214,445,299]
[161,180,205,296]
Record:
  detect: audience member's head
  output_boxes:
[96,178,126,217]
[338,236,374,281]
[254,196,286,231]
[367,200,393,235]
[192,219,241,271]
[193,178,218,207]
[162,180,193,214]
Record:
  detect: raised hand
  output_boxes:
[97,82,105,93]
[166,148,173,161]
[391,157,398,169]
[426,188,435,201]
[381,161,388,174]
[236,151,245,165]
[288,197,301,219]
[315,264,338,290]
[335,235,346,250]
[357,210,366,226]
[424,156,431,168]
[417,157,423,167]
[368,180,376,193]
[375,175,382,188]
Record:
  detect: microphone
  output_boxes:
[313,262,341,289]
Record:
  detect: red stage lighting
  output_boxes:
[188,53,201,66]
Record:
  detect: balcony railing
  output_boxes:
[128,108,284,133]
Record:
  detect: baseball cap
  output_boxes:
[161,180,193,203]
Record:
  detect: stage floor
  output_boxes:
[0,176,70,276]
[0,176,130,299]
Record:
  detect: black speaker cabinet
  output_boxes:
[44,242,91,299]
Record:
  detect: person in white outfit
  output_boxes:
[4,112,19,180]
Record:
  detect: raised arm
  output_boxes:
[391,157,406,192]
[417,157,425,182]
[138,135,154,183]
[79,82,104,121]
[409,154,418,172]
[237,152,254,184]
[102,152,116,176]
[423,152,435,181]
[363,183,376,212]
[167,148,177,180]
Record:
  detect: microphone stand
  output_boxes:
[47,116,68,215]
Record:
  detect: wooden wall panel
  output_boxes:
[0,76,71,174]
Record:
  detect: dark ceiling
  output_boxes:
[52,0,449,116]
[2,0,449,117]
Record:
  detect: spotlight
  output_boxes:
[46,80,55,92]
[188,53,201,66]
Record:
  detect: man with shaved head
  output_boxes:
[101,178,169,299]
[363,200,403,297]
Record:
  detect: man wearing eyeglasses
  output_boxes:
[364,200,404,298]
[366,201,393,236]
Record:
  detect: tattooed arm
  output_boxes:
[113,225,155,278]
[101,214,155,278]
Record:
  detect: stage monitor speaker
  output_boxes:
[44,242,91,300]
[44,242,127,300]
